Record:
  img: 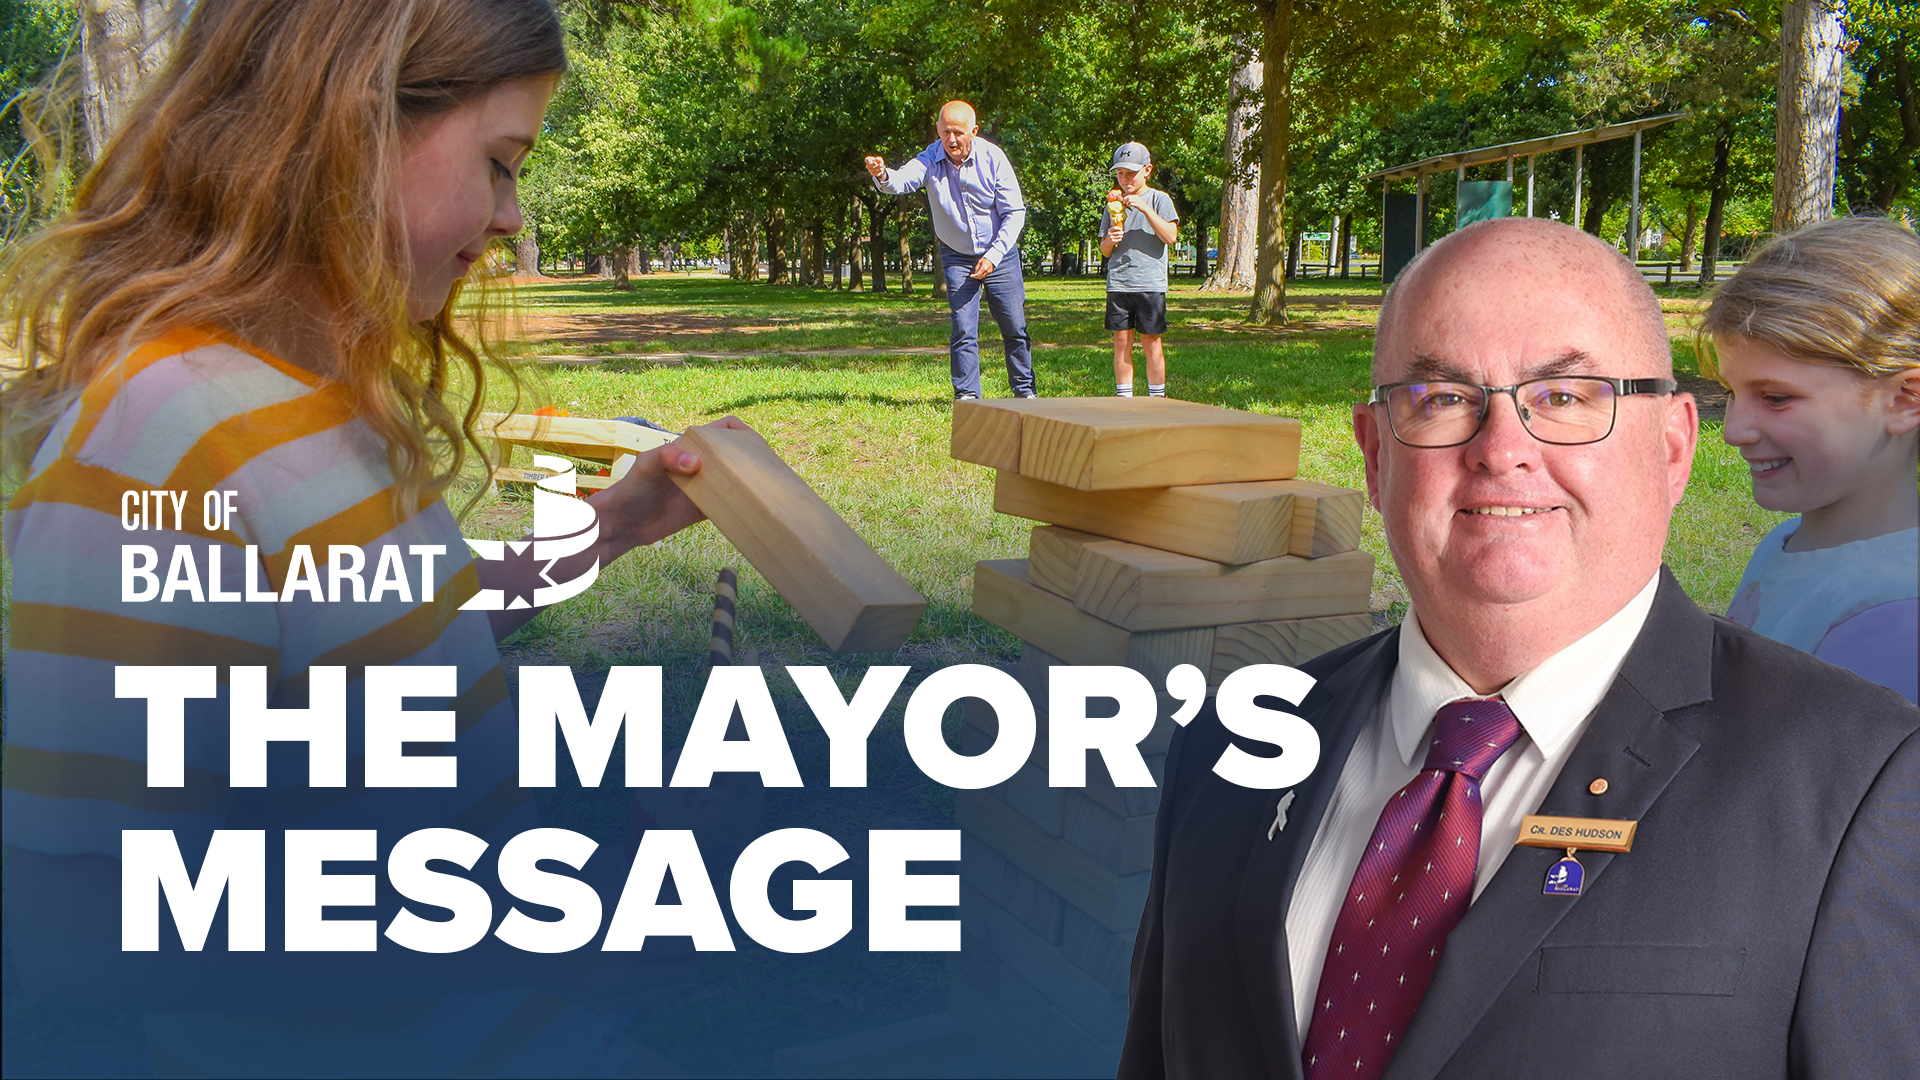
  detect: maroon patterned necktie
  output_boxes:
[1300,698,1523,1080]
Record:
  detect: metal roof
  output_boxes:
[1364,112,1689,182]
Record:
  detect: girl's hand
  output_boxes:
[591,415,752,555]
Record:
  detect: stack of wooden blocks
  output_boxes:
[946,397,1374,1077]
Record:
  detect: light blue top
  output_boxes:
[874,137,1027,266]
[1727,520,1920,703]
[1101,186,1180,293]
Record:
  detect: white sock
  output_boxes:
[1116,383,1134,397]
[1148,383,1166,397]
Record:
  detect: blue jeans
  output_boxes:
[941,243,1035,397]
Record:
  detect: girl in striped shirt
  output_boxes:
[3,1,734,1072]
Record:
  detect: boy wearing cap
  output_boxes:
[1100,142,1180,397]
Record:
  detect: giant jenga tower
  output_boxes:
[947,397,1373,1077]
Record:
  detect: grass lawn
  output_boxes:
[0,270,1788,1078]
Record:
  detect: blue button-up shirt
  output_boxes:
[874,137,1027,266]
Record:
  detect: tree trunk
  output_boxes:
[1203,37,1261,293]
[1678,199,1700,273]
[1337,212,1351,278]
[896,200,915,296]
[1699,133,1733,287]
[1193,218,1209,279]
[808,220,826,287]
[849,199,865,291]
[870,198,888,293]
[609,244,631,287]
[637,245,652,275]
[1285,228,1301,279]
[514,233,543,278]
[1774,0,1848,233]
[834,199,847,289]
[78,0,188,161]
[765,208,789,284]
[1249,6,1292,324]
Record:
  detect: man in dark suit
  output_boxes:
[1119,218,1920,1080]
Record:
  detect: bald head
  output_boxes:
[935,100,980,165]
[939,100,977,128]
[1375,218,1669,383]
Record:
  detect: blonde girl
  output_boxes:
[1701,215,1920,703]
[3,1,725,1072]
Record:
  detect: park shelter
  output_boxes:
[1367,112,1686,281]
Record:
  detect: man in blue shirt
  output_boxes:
[866,101,1037,399]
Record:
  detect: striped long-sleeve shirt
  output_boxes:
[2,327,618,1075]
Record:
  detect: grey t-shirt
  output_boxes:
[1101,187,1180,293]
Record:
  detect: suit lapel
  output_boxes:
[1236,629,1400,1080]
[1381,572,1714,1080]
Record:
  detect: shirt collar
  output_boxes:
[1388,572,1662,768]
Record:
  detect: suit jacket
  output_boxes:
[1120,569,1920,1080]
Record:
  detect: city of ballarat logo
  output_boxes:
[461,455,600,610]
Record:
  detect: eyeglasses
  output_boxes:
[1368,376,1678,448]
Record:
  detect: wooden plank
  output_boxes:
[996,473,1366,563]
[1279,479,1366,557]
[971,560,1213,683]
[1209,613,1374,681]
[1007,398,1303,490]
[964,884,1130,1042]
[962,832,1064,944]
[1024,524,1084,600]
[950,398,1048,472]
[995,472,1296,565]
[961,693,1167,817]
[999,759,1066,838]
[491,466,618,491]
[1029,527,1374,631]
[671,426,926,653]
[1061,905,1137,997]
[956,790,1149,933]
[1061,791,1156,876]
[481,412,675,463]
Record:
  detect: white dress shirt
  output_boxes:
[1285,573,1661,1035]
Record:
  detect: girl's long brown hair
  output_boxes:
[2,0,566,512]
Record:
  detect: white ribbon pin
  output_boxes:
[1267,790,1297,840]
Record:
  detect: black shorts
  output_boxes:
[1105,291,1168,335]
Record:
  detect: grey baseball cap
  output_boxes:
[1110,142,1151,172]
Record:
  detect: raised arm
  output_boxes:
[866,147,930,195]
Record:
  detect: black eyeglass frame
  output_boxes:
[1366,376,1679,448]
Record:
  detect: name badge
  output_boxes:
[1516,815,1637,898]
[1515,815,1637,853]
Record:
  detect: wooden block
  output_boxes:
[951,398,1049,472]
[957,789,1149,933]
[1029,527,1373,631]
[1061,905,1137,996]
[996,472,1296,565]
[999,760,1066,838]
[960,397,1301,490]
[1209,613,1374,681]
[481,412,675,464]
[1011,646,1181,757]
[963,831,1065,944]
[965,884,1130,1042]
[490,465,619,491]
[971,560,1213,683]
[1278,479,1366,557]
[1061,791,1156,876]
[671,426,926,653]
[961,692,1168,817]
[771,1011,976,1079]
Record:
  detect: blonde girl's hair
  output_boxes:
[1,0,566,512]
[1697,215,1920,381]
